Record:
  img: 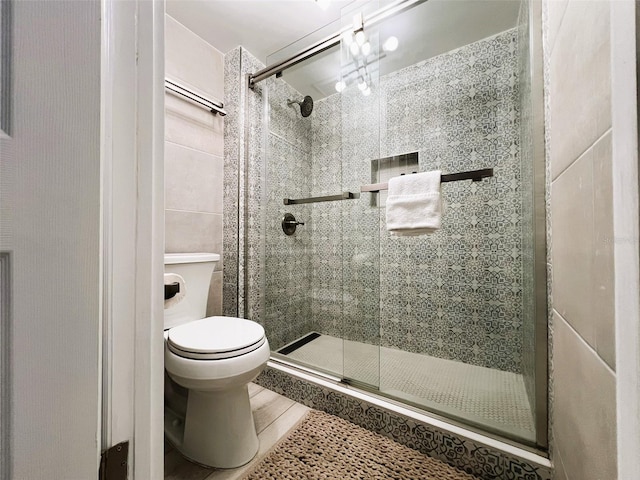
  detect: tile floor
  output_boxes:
[164,383,310,480]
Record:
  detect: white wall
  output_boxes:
[8,1,102,477]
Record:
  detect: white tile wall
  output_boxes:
[165,14,225,314]
[165,15,224,103]
[165,142,223,214]
[548,0,611,179]
[545,0,617,477]
[552,313,617,480]
[551,132,615,368]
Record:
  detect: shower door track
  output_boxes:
[248,0,428,88]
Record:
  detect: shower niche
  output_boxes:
[369,151,418,207]
[248,0,547,452]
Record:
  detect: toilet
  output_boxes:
[163,253,270,468]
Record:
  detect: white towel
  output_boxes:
[164,273,186,309]
[386,170,442,236]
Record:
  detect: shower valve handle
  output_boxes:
[282,213,304,236]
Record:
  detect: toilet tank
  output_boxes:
[164,253,220,329]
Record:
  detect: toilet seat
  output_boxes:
[167,316,266,360]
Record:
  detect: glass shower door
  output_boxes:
[262,18,382,388]
[339,1,382,390]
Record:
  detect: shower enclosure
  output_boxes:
[240,0,546,450]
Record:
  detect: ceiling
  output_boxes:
[166,0,521,99]
[165,0,358,64]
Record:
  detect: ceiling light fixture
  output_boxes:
[382,36,399,52]
[335,80,346,93]
[316,0,331,10]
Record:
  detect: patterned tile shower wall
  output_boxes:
[263,75,316,349]
[226,29,524,373]
[222,47,241,318]
[384,29,521,373]
[310,89,382,347]
[308,29,524,373]
[224,47,319,348]
[223,47,266,323]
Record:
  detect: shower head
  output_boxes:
[287,95,314,117]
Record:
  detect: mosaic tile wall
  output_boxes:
[305,29,525,373]
[256,367,552,480]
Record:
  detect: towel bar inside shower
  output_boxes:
[360,168,494,193]
[283,191,357,205]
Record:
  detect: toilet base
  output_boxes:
[180,384,259,468]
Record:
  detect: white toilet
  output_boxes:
[163,253,270,468]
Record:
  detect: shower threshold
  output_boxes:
[277,332,535,442]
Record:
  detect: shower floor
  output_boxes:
[280,333,535,439]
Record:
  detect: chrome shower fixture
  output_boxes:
[287,95,314,117]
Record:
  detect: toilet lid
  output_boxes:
[167,316,266,360]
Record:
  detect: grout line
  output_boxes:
[254,398,296,435]
[165,208,223,216]
[249,384,265,398]
[547,0,570,59]
[553,309,616,376]
[551,128,612,183]
[166,15,226,60]
[165,139,225,160]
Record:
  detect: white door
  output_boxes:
[2,1,102,478]
[0,0,164,478]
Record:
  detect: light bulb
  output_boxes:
[316,0,331,10]
[350,42,359,56]
[382,36,399,52]
[355,30,366,46]
[361,41,371,56]
[335,80,346,93]
[358,80,368,91]
[341,31,354,46]
[362,87,371,96]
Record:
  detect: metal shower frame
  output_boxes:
[248,0,427,88]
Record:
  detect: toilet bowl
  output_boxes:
[164,253,270,468]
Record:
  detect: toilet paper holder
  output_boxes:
[165,282,180,300]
